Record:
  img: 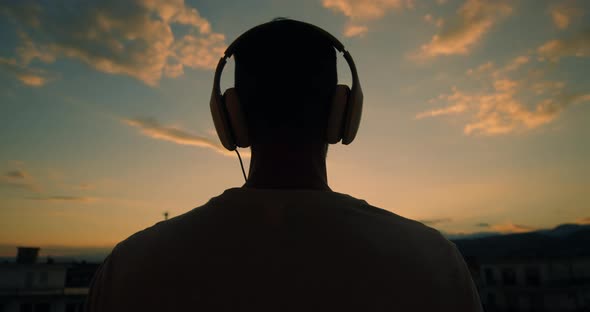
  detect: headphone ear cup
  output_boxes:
[223,88,251,148]
[210,86,236,150]
[342,83,363,145]
[326,85,350,144]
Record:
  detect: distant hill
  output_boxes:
[2,224,588,264]
[451,224,590,260]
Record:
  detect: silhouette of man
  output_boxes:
[86,19,482,312]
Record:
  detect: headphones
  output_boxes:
[210,19,363,151]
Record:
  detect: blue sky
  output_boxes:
[0,0,589,252]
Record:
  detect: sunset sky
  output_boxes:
[1,0,589,255]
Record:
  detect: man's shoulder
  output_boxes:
[345,197,450,247]
[112,205,205,258]
[110,189,456,267]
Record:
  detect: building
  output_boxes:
[476,257,590,312]
[0,247,98,312]
[455,224,590,312]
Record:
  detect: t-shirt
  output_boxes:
[85,187,483,311]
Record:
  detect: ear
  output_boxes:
[223,88,251,148]
[326,85,350,144]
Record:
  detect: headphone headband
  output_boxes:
[213,20,360,103]
[224,20,346,57]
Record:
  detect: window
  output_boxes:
[39,271,49,285]
[484,268,496,285]
[525,267,540,286]
[66,303,83,312]
[502,268,516,286]
[25,272,34,288]
[34,303,50,312]
[531,294,544,310]
[502,267,517,286]
[66,303,77,312]
[487,293,496,306]
[506,294,519,312]
[19,303,33,312]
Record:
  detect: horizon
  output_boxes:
[2,220,589,260]
[1,0,590,252]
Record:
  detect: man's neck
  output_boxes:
[243,143,331,191]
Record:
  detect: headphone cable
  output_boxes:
[235,149,247,182]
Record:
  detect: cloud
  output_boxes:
[27,195,99,203]
[322,0,415,37]
[489,222,537,234]
[0,0,226,86]
[499,55,529,75]
[475,222,490,227]
[466,61,494,76]
[415,0,512,58]
[423,14,444,28]
[0,57,50,87]
[417,55,590,135]
[5,170,27,179]
[418,217,452,226]
[173,33,226,71]
[76,183,96,191]
[0,167,41,193]
[122,117,247,157]
[343,23,369,37]
[537,30,590,62]
[576,217,590,225]
[465,85,584,136]
[416,87,471,119]
[530,80,566,96]
[549,1,583,30]
[0,163,101,202]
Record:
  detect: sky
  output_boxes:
[1,0,589,256]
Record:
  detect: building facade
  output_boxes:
[475,257,590,312]
[0,247,98,312]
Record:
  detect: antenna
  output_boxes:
[163,211,169,221]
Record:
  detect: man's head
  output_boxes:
[233,19,338,146]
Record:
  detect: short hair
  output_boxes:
[233,19,337,145]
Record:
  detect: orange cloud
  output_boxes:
[0,57,50,87]
[475,221,537,234]
[322,0,414,37]
[549,1,583,30]
[423,14,444,28]
[576,217,590,225]
[466,61,494,76]
[27,195,99,203]
[173,33,226,71]
[415,88,470,119]
[343,24,369,37]
[122,117,248,157]
[16,73,47,87]
[537,30,590,62]
[0,0,226,86]
[418,218,452,226]
[415,0,512,58]
[417,55,590,135]
[490,222,537,234]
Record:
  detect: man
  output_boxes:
[86,19,482,311]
